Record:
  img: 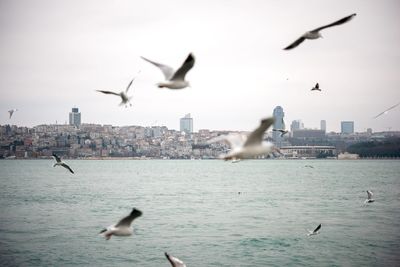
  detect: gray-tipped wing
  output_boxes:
[313,224,321,233]
[373,102,400,119]
[367,190,373,199]
[96,90,120,96]
[243,117,275,147]
[52,153,61,163]
[115,208,142,227]
[125,70,141,93]
[312,13,357,32]
[141,56,174,80]
[170,53,195,81]
[284,37,306,50]
[61,163,74,174]
[165,252,186,267]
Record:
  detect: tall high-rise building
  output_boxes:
[290,120,304,132]
[320,120,326,132]
[272,106,285,146]
[180,113,193,134]
[341,121,354,134]
[69,107,81,128]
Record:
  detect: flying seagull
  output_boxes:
[304,165,314,168]
[373,102,400,119]
[208,117,276,161]
[165,252,187,267]
[141,53,195,89]
[307,224,321,236]
[273,118,289,137]
[96,71,140,107]
[284,13,357,50]
[99,208,142,240]
[364,190,375,204]
[8,109,18,119]
[311,83,321,91]
[52,153,74,174]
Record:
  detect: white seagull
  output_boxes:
[311,83,321,91]
[8,109,18,119]
[99,208,142,240]
[165,252,187,267]
[52,153,74,174]
[307,224,321,236]
[373,102,400,119]
[284,13,357,50]
[364,190,375,204]
[141,53,195,89]
[96,71,140,107]
[208,117,276,161]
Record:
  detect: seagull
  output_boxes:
[8,109,18,119]
[99,208,142,240]
[141,53,195,89]
[273,118,288,136]
[208,117,276,161]
[373,102,400,119]
[96,71,140,107]
[364,190,375,204]
[311,83,321,91]
[307,224,321,236]
[284,13,357,50]
[304,165,314,168]
[165,252,187,267]
[52,153,74,174]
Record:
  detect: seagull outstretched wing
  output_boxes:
[165,252,186,267]
[243,117,275,147]
[170,53,195,81]
[284,37,306,50]
[313,224,321,233]
[52,153,61,163]
[373,102,400,119]
[96,90,120,96]
[115,208,142,227]
[141,56,174,80]
[312,13,357,32]
[61,163,74,174]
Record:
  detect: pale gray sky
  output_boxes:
[1,0,399,132]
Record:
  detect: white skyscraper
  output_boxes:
[69,107,81,128]
[180,113,193,134]
[320,120,326,132]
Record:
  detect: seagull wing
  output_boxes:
[96,90,120,96]
[373,102,400,119]
[61,163,74,174]
[313,224,321,233]
[52,153,61,163]
[141,56,174,80]
[8,110,13,118]
[367,190,373,199]
[316,83,319,89]
[115,208,142,227]
[165,252,186,267]
[125,70,141,93]
[243,117,275,147]
[170,53,195,81]
[312,13,357,32]
[283,37,306,50]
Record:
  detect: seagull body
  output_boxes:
[165,252,187,267]
[208,117,276,161]
[99,208,142,240]
[284,13,357,50]
[52,153,74,174]
[141,53,195,89]
[8,109,18,119]
[307,224,321,236]
[364,190,375,204]
[96,71,140,107]
[373,102,400,119]
[311,83,321,91]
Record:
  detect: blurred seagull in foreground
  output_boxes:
[311,83,321,91]
[364,190,375,204]
[207,117,276,161]
[165,252,187,267]
[284,13,357,50]
[52,153,74,174]
[8,109,18,119]
[141,53,195,89]
[373,102,400,119]
[307,224,321,236]
[99,208,142,240]
[96,71,140,107]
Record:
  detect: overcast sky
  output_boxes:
[0,0,399,132]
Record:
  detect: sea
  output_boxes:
[0,159,399,267]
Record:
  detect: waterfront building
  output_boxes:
[320,120,326,132]
[341,121,354,134]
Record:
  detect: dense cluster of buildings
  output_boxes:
[1,107,398,159]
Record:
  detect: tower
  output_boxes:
[180,113,193,134]
[69,107,81,128]
[272,106,285,146]
[320,120,326,132]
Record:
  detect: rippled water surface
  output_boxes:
[1,160,399,266]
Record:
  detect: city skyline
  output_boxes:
[1,0,399,132]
